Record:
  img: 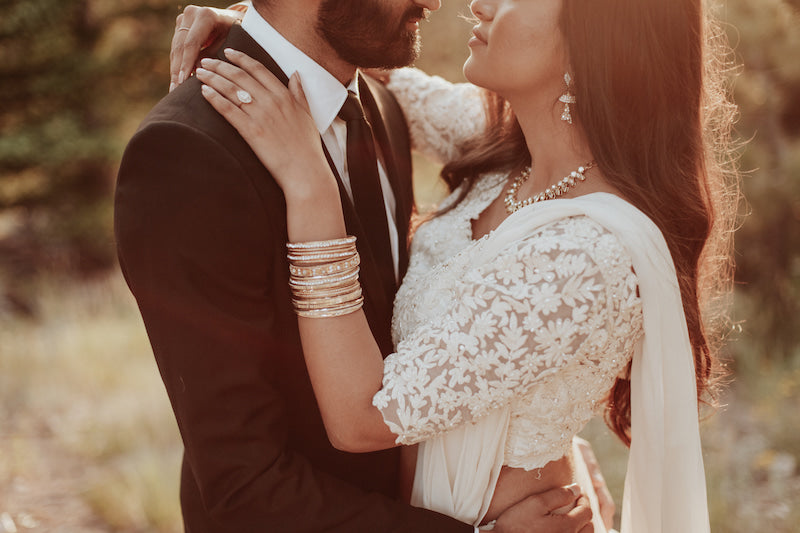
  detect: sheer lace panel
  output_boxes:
[374,216,642,467]
[387,68,487,165]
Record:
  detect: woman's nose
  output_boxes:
[470,0,495,20]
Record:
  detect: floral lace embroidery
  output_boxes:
[387,68,487,165]
[379,67,644,469]
[375,217,643,469]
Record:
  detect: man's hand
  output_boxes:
[170,5,245,92]
[492,484,594,533]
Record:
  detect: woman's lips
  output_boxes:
[470,27,488,46]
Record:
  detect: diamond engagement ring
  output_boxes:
[236,90,253,105]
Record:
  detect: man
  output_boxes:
[115,1,595,531]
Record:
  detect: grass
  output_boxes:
[1,5,796,530]
[0,270,797,532]
[0,273,183,532]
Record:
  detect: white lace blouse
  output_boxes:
[372,68,644,471]
[370,68,710,533]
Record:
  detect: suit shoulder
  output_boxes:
[133,78,240,148]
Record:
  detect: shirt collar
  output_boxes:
[240,8,358,134]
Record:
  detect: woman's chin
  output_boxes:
[463,58,489,90]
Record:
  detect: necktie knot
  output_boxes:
[338,92,366,122]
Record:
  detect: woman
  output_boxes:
[174,0,737,530]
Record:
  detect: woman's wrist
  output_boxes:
[281,167,339,206]
[284,174,347,242]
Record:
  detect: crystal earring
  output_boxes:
[559,72,576,124]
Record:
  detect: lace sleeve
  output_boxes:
[386,67,487,164]
[372,218,638,445]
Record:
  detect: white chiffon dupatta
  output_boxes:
[462,193,711,532]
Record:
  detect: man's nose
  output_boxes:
[415,0,441,12]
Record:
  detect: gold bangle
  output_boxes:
[290,280,361,297]
[286,236,356,250]
[292,288,363,310]
[289,255,360,277]
[288,250,357,263]
[294,297,364,318]
[289,270,359,289]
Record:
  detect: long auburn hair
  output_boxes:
[440,0,739,445]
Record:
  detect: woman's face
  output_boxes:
[464,0,567,101]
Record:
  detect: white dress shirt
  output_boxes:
[241,9,400,281]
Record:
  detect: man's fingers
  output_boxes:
[566,495,593,522]
[532,484,583,514]
[494,486,593,533]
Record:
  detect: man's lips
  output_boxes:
[405,8,427,30]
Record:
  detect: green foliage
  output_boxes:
[0,1,797,531]
[0,0,219,274]
[722,0,800,361]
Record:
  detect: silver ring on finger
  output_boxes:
[236,89,253,105]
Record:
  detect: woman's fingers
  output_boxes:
[199,85,252,135]
[223,48,288,96]
[170,6,207,90]
[196,57,274,110]
[197,49,329,188]
[288,72,312,115]
[169,6,244,92]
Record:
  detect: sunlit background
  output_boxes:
[1,1,798,531]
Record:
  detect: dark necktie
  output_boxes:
[338,91,395,289]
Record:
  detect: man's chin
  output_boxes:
[348,38,420,70]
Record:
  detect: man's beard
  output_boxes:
[316,0,426,69]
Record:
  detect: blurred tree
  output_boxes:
[722,0,800,362]
[0,0,224,286]
[0,0,797,364]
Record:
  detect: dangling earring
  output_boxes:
[559,72,576,124]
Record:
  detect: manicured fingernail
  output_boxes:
[178,71,185,84]
[224,47,238,56]
[200,58,213,68]
[169,82,176,92]
[196,67,208,77]
[567,483,581,497]
[200,84,213,96]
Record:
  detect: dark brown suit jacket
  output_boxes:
[115,25,471,533]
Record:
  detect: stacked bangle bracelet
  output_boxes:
[287,236,364,318]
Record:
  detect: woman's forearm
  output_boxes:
[283,179,347,243]
[284,182,399,452]
[298,313,398,452]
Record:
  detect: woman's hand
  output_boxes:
[197,48,345,241]
[196,48,334,198]
[170,5,245,92]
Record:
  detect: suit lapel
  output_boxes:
[359,74,413,282]
[219,25,289,84]
[320,146,394,338]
